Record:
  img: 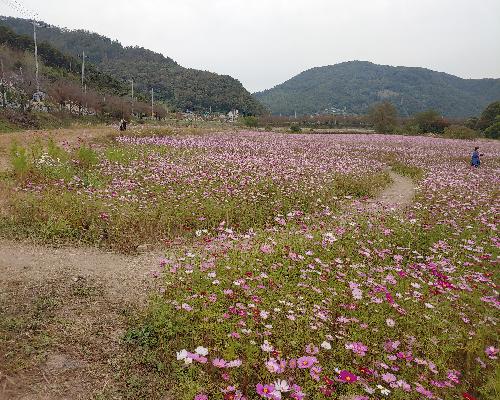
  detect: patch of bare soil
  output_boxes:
[0,241,165,400]
[356,169,416,212]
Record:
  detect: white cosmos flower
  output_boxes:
[274,380,290,392]
[261,340,274,352]
[176,349,188,360]
[195,346,208,356]
[321,341,332,350]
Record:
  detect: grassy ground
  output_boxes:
[0,128,498,400]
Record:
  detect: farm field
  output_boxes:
[0,127,499,400]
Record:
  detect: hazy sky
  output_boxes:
[1,0,499,92]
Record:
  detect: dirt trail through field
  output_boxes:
[0,242,165,400]
[357,169,416,212]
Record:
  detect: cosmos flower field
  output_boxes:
[4,130,499,399]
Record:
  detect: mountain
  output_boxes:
[0,16,265,115]
[254,61,500,118]
[0,24,129,97]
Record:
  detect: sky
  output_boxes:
[1,0,499,92]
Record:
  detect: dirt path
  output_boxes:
[0,241,165,400]
[357,169,416,212]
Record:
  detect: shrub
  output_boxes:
[290,125,302,133]
[484,121,500,139]
[9,142,31,179]
[241,116,259,128]
[368,101,398,133]
[414,110,450,133]
[477,101,500,130]
[395,123,421,136]
[443,125,481,140]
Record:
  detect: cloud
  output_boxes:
[1,0,499,92]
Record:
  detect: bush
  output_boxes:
[395,123,421,136]
[241,116,259,128]
[414,110,450,134]
[443,125,481,140]
[484,121,500,139]
[477,101,500,130]
[9,142,31,179]
[368,101,398,133]
[290,125,302,133]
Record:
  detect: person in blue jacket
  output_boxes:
[471,147,483,167]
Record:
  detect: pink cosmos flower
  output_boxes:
[212,358,227,368]
[382,372,397,383]
[191,353,208,364]
[485,346,498,360]
[345,342,368,356]
[415,384,434,399]
[305,343,319,355]
[194,394,208,400]
[256,384,276,398]
[338,370,358,383]
[260,244,274,254]
[447,370,461,384]
[297,356,317,369]
[310,365,322,381]
[266,358,285,374]
[290,385,306,400]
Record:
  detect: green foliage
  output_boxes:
[414,109,449,133]
[368,101,398,133]
[75,146,99,169]
[9,142,31,179]
[1,17,265,115]
[477,101,500,130]
[0,25,128,97]
[254,61,500,118]
[241,116,259,128]
[443,125,481,140]
[390,161,424,180]
[289,125,302,133]
[395,122,421,136]
[484,121,500,139]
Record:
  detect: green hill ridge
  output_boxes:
[254,61,500,118]
[0,16,264,115]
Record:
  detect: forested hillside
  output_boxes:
[254,61,500,117]
[0,16,265,114]
[0,25,128,97]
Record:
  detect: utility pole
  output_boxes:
[130,79,134,114]
[151,88,154,118]
[0,57,4,108]
[81,51,85,88]
[33,21,40,92]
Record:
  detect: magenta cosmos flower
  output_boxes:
[339,370,358,383]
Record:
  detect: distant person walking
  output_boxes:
[471,147,483,168]
[119,118,127,131]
